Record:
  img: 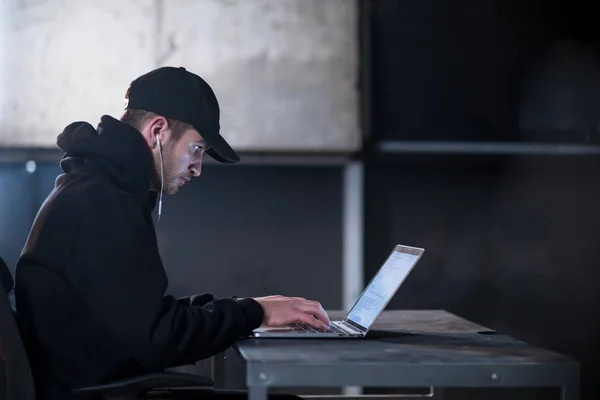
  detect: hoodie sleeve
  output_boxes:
[67,195,264,370]
[177,293,215,307]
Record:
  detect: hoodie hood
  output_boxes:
[56,115,158,209]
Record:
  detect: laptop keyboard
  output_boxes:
[289,321,351,334]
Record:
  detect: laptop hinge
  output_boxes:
[342,320,367,333]
[341,319,367,334]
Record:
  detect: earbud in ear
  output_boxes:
[156,134,162,151]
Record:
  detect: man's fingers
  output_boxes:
[297,312,329,331]
[318,304,330,324]
[296,301,330,326]
[312,308,330,326]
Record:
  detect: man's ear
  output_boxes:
[144,116,169,149]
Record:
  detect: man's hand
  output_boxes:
[252,295,330,330]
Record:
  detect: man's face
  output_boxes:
[154,125,206,195]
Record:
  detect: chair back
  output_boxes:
[0,257,35,400]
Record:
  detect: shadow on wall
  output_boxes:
[519,39,600,140]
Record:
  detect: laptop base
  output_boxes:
[252,321,364,338]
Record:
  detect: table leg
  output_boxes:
[211,352,226,389]
[562,383,580,400]
[248,385,268,400]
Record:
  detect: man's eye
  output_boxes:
[192,144,208,155]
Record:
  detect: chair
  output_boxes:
[0,256,35,400]
[0,256,213,400]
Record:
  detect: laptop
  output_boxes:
[252,244,424,338]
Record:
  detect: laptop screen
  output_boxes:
[346,246,422,330]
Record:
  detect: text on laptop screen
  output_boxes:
[346,250,420,329]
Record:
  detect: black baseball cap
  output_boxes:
[124,66,240,163]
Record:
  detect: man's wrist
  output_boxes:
[235,297,265,330]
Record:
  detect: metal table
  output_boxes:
[223,310,579,400]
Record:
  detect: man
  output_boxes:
[14,66,330,400]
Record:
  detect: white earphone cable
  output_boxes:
[157,138,164,226]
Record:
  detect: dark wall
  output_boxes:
[368,0,600,143]
[153,165,343,305]
[0,165,36,271]
[369,0,552,142]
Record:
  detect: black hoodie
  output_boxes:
[14,115,264,400]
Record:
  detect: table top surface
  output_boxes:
[236,310,577,367]
[326,309,496,334]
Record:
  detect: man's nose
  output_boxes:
[189,162,202,177]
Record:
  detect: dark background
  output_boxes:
[2,0,600,398]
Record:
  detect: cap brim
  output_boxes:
[203,131,241,164]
